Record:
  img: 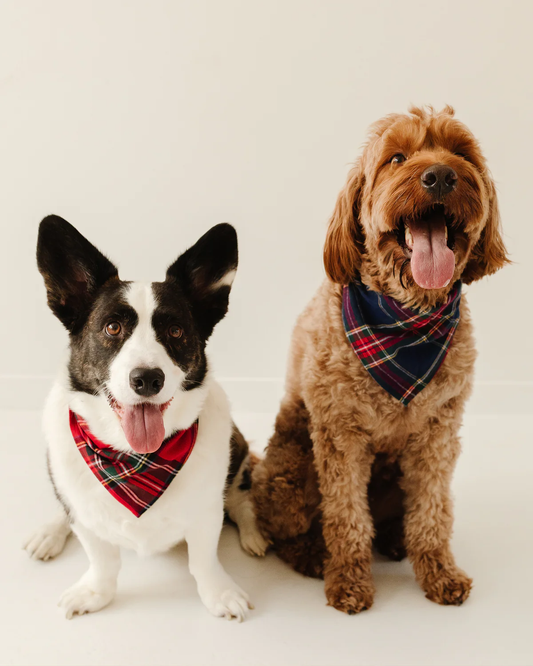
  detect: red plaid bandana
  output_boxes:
[69,410,198,517]
[342,280,461,405]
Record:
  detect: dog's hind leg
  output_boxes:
[273,516,327,579]
[251,397,321,543]
[23,508,71,561]
[225,426,269,556]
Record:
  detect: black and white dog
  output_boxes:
[24,216,267,620]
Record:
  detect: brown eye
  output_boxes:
[105,322,121,337]
[391,154,406,164]
[169,325,183,339]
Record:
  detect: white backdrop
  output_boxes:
[1,0,531,411]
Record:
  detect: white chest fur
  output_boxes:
[44,373,231,557]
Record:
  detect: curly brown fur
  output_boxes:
[252,106,508,613]
[253,398,321,541]
[273,516,327,579]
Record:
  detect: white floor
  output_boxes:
[1,409,532,666]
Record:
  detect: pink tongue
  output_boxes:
[121,404,165,454]
[409,210,455,289]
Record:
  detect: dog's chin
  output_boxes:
[108,396,173,454]
[395,204,457,290]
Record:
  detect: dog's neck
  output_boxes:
[60,366,209,454]
[357,261,459,311]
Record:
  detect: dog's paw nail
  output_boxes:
[58,582,114,619]
[204,586,252,622]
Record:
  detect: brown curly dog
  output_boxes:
[251,106,509,614]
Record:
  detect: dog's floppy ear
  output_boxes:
[323,160,366,284]
[166,223,238,339]
[462,177,510,284]
[37,215,118,333]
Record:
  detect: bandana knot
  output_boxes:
[70,410,198,517]
[342,280,461,405]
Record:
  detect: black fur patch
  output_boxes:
[238,467,252,491]
[151,280,208,391]
[152,223,239,390]
[68,281,138,395]
[37,216,119,334]
[37,215,139,395]
[226,423,249,487]
[165,223,238,340]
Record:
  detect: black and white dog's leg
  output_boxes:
[226,455,269,557]
[58,522,121,619]
[186,505,252,622]
[23,508,71,561]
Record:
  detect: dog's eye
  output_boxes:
[168,325,183,339]
[105,322,121,337]
[391,154,406,164]
[454,152,466,159]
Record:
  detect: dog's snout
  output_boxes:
[129,367,165,397]
[420,164,457,197]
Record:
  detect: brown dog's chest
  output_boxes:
[304,285,477,457]
[353,331,475,455]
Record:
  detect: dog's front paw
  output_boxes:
[23,522,70,561]
[58,581,115,619]
[200,581,253,622]
[325,573,375,614]
[423,568,473,606]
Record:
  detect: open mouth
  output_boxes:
[108,396,173,454]
[396,204,456,290]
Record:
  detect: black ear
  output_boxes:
[37,215,119,333]
[166,223,238,339]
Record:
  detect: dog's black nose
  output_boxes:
[129,367,165,397]
[421,164,457,198]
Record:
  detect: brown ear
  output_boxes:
[462,177,510,284]
[323,161,365,284]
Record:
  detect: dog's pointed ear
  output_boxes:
[166,223,238,339]
[37,215,119,332]
[462,177,510,284]
[323,160,366,284]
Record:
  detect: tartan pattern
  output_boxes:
[69,410,198,517]
[342,280,461,405]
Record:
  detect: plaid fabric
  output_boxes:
[69,410,198,517]
[342,280,461,405]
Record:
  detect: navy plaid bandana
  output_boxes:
[342,280,461,405]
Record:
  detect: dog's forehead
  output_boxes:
[380,116,427,154]
[151,280,193,321]
[88,281,155,328]
[124,281,189,322]
[90,280,135,321]
[89,280,192,328]
[364,111,480,171]
[124,281,156,319]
